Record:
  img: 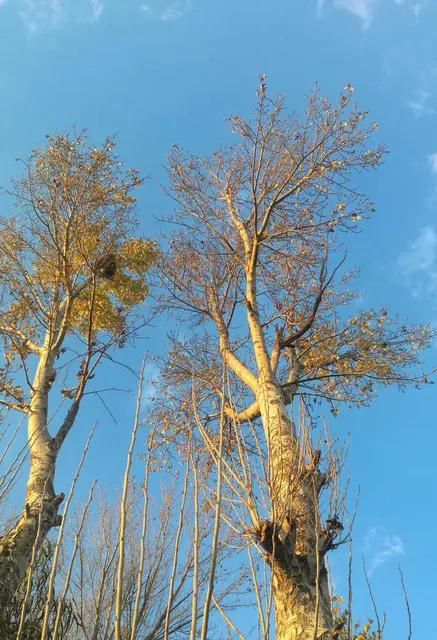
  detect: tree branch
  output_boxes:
[280,250,345,349]
[1,325,42,355]
[209,296,258,394]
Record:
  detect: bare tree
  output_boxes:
[0,378,242,640]
[52,438,236,640]
[0,131,156,614]
[0,476,215,640]
[154,81,432,640]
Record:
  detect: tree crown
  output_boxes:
[0,131,156,411]
[156,83,433,428]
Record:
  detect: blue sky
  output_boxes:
[1,0,437,637]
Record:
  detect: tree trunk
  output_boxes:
[272,560,332,640]
[0,348,63,617]
[257,378,334,640]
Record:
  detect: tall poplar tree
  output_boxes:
[0,132,156,614]
[156,82,432,640]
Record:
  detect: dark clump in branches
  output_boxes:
[95,253,117,279]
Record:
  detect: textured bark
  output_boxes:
[0,347,63,616]
[272,560,332,640]
[256,376,334,640]
[240,276,335,638]
[0,491,62,614]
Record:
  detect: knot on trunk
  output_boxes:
[321,516,344,553]
[302,448,328,494]
[25,492,65,529]
[54,492,65,507]
[256,518,297,571]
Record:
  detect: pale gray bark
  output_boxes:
[244,265,334,639]
[256,379,333,640]
[0,131,153,629]
[0,344,64,616]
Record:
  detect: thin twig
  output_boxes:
[40,424,96,640]
[212,593,245,640]
[199,374,225,640]
[114,360,145,640]
[163,459,190,640]
[398,565,412,640]
[362,557,382,639]
[347,536,353,640]
[189,446,200,640]
[130,428,155,640]
[52,480,97,640]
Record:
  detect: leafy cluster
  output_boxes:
[0,132,157,353]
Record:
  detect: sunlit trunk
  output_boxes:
[0,347,63,616]
[272,563,332,640]
[257,377,333,640]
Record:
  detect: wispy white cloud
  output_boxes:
[316,0,325,15]
[141,0,192,22]
[405,64,437,119]
[427,152,437,207]
[399,226,437,272]
[18,0,103,34]
[316,0,377,29]
[394,0,428,19]
[90,0,103,22]
[161,4,186,21]
[334,0,376,30]
[20,0,64,34]
[408,90,435,117]
[318,0,429,28]
[398,226,437,298]
[364,526,404,575]
[428,153,437,175]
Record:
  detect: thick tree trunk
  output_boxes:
[0,488,62,615]
[0,349,63,617]
[257,378,334,640]
[272,560,332,640]
[243,296,334,637]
